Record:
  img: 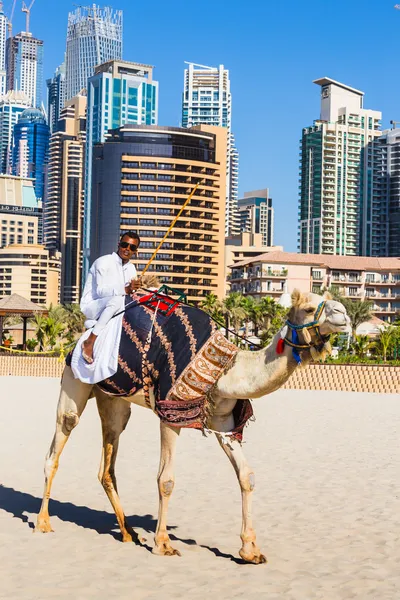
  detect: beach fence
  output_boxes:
[0,354,399,393]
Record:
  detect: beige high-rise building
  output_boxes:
[90,124,227,301]
[44,93,86,304]
[0,244,60,305]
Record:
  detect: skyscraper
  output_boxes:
[182,62,239,237]
[6,32,44,108]
[65,5,123,101]
[90,124,227,301]
[299,78,382,256]
[238,189,274,247]
[44,94,86,304]
[83,59,159,275]
[47,62,66,134]
[12,108,50,201]
[376,127,400,257]
[0,2,7,97]
[0,90,31,174]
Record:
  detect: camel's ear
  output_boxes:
[278,293,292,308]
[291,289,303,307]
[323,291,332,300]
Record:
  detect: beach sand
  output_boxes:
[0,376,399,599]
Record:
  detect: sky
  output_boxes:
[6,0,400,251]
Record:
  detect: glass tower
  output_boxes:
[6,32,44,108]
[83,59,158,278]
[47,62,67,134]
[182,62,239,237]
[12,108,50,201]
[65,5,123,101]
[0,90,31,174]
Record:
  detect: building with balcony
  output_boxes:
[225,232,282,294]
[299,77,383,256]
[0,174,41,248]
[90,124,227,302]
[44,94,86,305]
[229,251,400,322]
[0,244,60,305]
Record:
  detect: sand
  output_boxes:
[0,376,399,600]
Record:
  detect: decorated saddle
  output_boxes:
[95,291,253,441]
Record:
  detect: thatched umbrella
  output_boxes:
[0,294,48,350]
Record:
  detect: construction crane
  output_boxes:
[22,0,36,34]
[7,0,17,36]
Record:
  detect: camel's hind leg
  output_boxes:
[96,389,143,544]
[153,422,181,556]
[35,366,93,533]
[212,410,267,565]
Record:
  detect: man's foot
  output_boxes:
[82,340,94,364]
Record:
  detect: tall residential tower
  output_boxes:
[0,2,7,96]
[44,94,86,304]
[299,78,382,256]
[65,5,123,101]
[182,63,239,237]
[6,32,44,107]
[83,59,158,275]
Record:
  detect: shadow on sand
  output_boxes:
[0,484,244,562]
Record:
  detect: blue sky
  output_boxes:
[6,0,399,251]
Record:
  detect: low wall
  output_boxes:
[0,356,399,394]
[0,355,64,378]
[283,364,399,394]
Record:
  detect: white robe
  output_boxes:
[71,252,137,384]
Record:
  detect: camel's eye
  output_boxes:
[305,307,315,314]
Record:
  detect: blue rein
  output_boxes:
[284,301,329,364]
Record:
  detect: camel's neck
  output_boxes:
[217,329,310,400]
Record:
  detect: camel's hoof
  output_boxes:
[239,549,267,564]
[34,520,54,534]
[152,544,181,557]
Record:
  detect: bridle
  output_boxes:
[283,301,331,364]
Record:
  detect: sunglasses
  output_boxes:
[120,241,138,252]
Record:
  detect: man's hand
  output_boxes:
[125,277,142,294]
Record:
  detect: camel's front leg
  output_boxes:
[96,391,143,544]
[153,422,181,556]
[213,412,266,565]
[35,366,92,533]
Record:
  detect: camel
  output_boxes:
[35,289,350,564]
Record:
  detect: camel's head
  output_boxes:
[279,290,350,362]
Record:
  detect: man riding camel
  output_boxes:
[80,231,142,364]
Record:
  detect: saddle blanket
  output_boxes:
[69,292,253,441]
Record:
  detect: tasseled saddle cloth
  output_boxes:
[87,292,253,441]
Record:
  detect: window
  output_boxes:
[348,287,358,296]
[312,270,322,280]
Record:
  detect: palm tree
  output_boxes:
[199,293,223,327]
[33,314,47,351]
[342,299,373,338]
[351,334,370,359]
[63,304,86,344]
[372,326,397,362]
[221,293,247,341]
[247,298,265,337]
[43,317,65,350]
